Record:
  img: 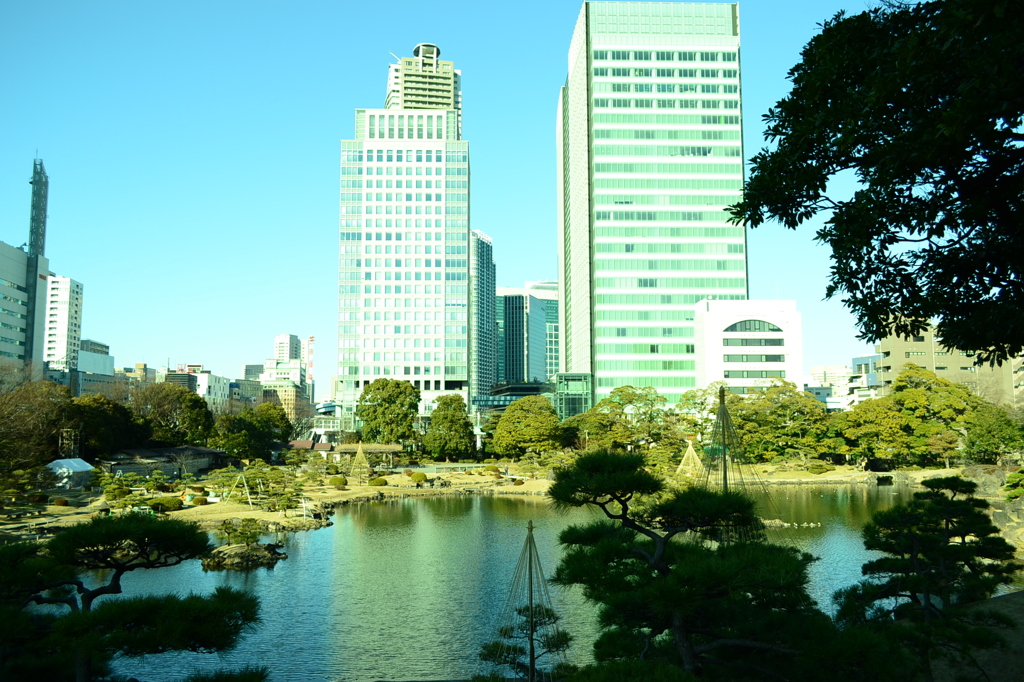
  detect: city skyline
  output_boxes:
[0,0,876,386]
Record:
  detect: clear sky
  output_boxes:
[0,0,878,399]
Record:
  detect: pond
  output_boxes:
[113,484,912,682]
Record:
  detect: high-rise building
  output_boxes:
[525,281,560,378]
[557,2,746,404]
[385,43,463,135]
[274,333,301,361]
[337,43,480,416]
[0,241,48,365]
[469,231,496,401]
[495,283,559,385]
[43,276,83,371]
[1,160,50,368]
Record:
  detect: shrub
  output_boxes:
[329,476,348,487]
[326,464,339,475]
[403,469,414,477]
[513,479,525,486]
[410,472,427,483]
[192,496,209,506]
[26,493,48,504]
[807,462,836,476]
[52,498,69,507]
[187,486,207,494]
[484,458,497,464]
[368,477,388,486]
[484,465,500,473]
[151,496,184,512]
[104,486,129,501]
[459,459,475,464]
[407,460,419,466]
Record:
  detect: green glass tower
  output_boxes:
[557,1,747,404]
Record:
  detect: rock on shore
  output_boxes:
[202,542,287,570]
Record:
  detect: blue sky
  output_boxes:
[0,0,878,398]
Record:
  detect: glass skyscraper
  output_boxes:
[337,44,492,415]
[557,2,747,404]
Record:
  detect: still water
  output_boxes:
[114,485,911,682]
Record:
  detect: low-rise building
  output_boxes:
[876,327,1022,406]
[694,300,804,394]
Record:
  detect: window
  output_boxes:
[723,338,784,347]
[905,351,926,357]
[723,320,782,333]
[655,51,675,61]
[724,355,785,363]
[912,335,925,342]
[593,67,608,77]
[593,50,608,60]
[611,50,630,61]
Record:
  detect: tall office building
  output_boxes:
[338,43,486,415]
[557,2,746,404]
[43,276,84,371]
[496,282,559,385]
[469,230,496,401]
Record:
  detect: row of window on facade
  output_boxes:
[593,50,738,63]
[594,98,739,110]
[367,114,447,140]
[594,68,738,79]
[595,83,739,94]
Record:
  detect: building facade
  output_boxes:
[496,287,550,385]
[694,299,803,394]
[876,328,1022,407]
[557,2,746,404]
[0,241,48,366]
[469,230,496,402]
[337,43,479,416]
[43,276,83,371]
[274,334,301,361]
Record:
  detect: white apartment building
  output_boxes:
[694,299,803,394]
[338,43,493,415]
[194,370,231,413]
[558,2,746,405]
[274,333,301,361]
[44,276,83,371]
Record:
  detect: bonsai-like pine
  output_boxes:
[479,604,573,681]
[835,477,1021,680]
[3,514,262,682]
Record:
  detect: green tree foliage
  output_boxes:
[493,396,562,458]
[252,402,293,442]
[0,369,71,477]
[674,382,725,444]
[131,383,214,447]
[962,402,1023,464]
[424,393,475,460]
[2,515,261,681]
[843,365,977,467]
[211,404,292,462]
[549,451,841,679]
[835,477,1021,680]
[732,0,1024,361]
[478,605,573,681]
[727,381,829,462]
[70,393,150,458]
[357,378,420,444]
[572,386,683,453]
